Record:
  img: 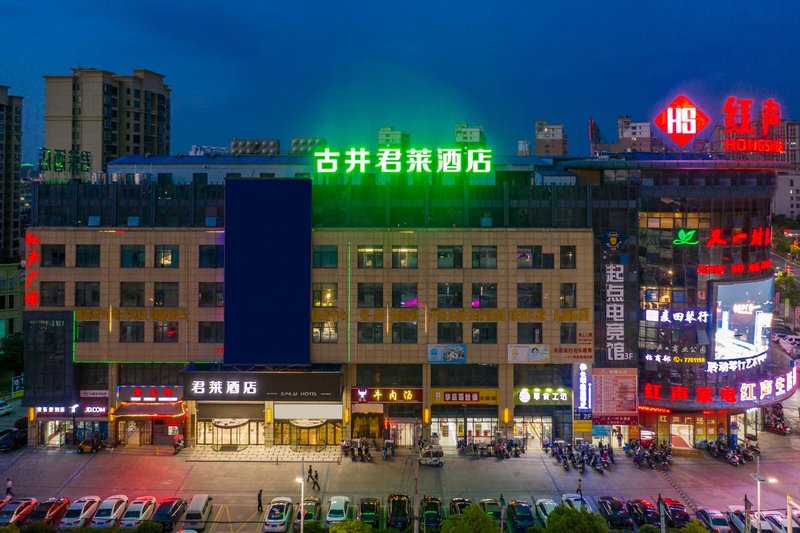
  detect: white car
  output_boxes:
[119,496,156,529]
[0,401,12,416]
[59,496,101,529]
[762,511,793,532]
[561,493,595,513]
[535,499,559,527]
[725,505,772,533]
[263,497,294,532]
[325,496,350,527]
[90,495,129,528]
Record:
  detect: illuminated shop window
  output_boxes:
[312,321,338,343]
[312,283,338,308]
[392,246,418,269]
[154,245,179,268]
[357,246,383,268]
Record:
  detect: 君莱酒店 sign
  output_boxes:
[183,372,342,402]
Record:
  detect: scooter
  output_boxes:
[623,443,633,457]
[562,456,570,471]
[593,456,604,474]
[173,440,184,454]
[578,458,586,474]
[350,447,357,462]
[726,450,740,467]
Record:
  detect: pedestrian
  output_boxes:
[5,479,12,497]
[312,470,320,491]
[616,431,623,448]
[500,493,506,508]
[257,489,263,512]
[576,477,583,498]
[306,465,313,483]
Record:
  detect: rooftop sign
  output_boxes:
[313,147,492,174]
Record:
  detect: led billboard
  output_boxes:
[712,276,773,361]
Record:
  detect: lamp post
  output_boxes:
[295,460,304,533]
[751,456,778,533]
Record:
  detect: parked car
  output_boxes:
[762,511,793,532]
[0,429,27,452]
[59,496,101,529]
[263,497,293,533]
[0,499,38,526]
[0,401,12,416]
[387,493,410,530]
[479,498,502,523]
[0,497,11,512]
[562,493,595,513]
[448,498,471,517]
[597,496,633,529]
[119,496,156,529]
[293,497,320,531]
[27,497,70,528]
[696,508,731,532]
[152,497,186,533]
[420,496,443,530]
[90,494,129,528]
[506,500,535,533]
[325,496,350,528]
[356,498,380,529]
[535,499,559,528]
[626,499,660,528]
[726,506,772,533]
[661,498,690,528]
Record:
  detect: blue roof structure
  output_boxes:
[109,154,315,166]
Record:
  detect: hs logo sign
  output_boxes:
[654,95,709,147]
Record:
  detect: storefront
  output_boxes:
[350,387,422,445]
[34,401,109,447]
[430,388,498,446]
[513,386,573,446]
[113,385,185,446]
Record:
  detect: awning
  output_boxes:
[114,402,185,418]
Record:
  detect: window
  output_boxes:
[392,322,417,343]
[199,245,224,268]
[560,283,576,308]
[312,283,337,307]
[120,282,145,307]
[41,245,65,267]
[437,322,463,343]
[312,321,338,343]
[199,321,224,343]
[392,246,417,269]
[437,246,463,269]
[560,322,577,344]
[357,246,383,268]
[358,283,383,308]
[313,245,338,268]
[40,282,65,306]
[560,246,576,269]
[472,322,497,344]
[517,283,543,308]
[542,253,555,269]
[76,245,100,267]
[518,323,543,344]
[120,321,145,342]
[155,245,179,268]
[154,321,179,343]
[392,283,418,308]
[471,246,497,269]
[357,322,383,343]
[199,282,224,307]
[471,283,497,308]
[75,282,100,307]
[154,282,179,307]
[121,245,145,268]
[437,283,463,308]
[76,321,99,342]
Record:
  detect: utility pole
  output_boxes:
[412,455,420,533]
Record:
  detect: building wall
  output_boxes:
[0,264,22,338]
[773,170,800,218]
[0,86,23,262]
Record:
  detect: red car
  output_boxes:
[27,497,70,527]
[0,497,11,512]
[0,499,39,526]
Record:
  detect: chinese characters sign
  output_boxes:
[515,387,571,405]
[38,147,92,173]
[183,372,341,402]
[605,264,631,360]
[644,309,709,324]
[592,368,638,425]
[644,344,708,365]
[706,353,767,373]
[314,147,492,174]
[574,363,592,421]
[654,95,710,147]
[23,231,41,307]
[673,226,772,248]
[117,385,183,403]
[697,259,771,276]
[723,96,784,153]
[430,388,498,405]
[350,387,422,404]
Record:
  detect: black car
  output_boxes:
[0,430,27,452]
[152,498,186,532]
[420,497,443,530]
[449,498,471,516]
[664,498,690,528]
[387,493,410,530]
[696,508,731,532]
[357,498,380,529]
[626,499,660,527]
[597,496,633,529]
[506,500,535,533]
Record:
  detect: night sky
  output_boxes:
[3,0,799,163]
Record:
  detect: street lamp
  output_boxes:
[752,456,778,533]
[295,461,304,533]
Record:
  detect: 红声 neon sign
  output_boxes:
[643,366,797,404]
[697,259,771,276]
[723,97,784,154]
[673,226,771,248]
[24,231,41,307]
[314,147,492,174]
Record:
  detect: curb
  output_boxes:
[659,469,698,512]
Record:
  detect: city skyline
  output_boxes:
[3,0,800,163]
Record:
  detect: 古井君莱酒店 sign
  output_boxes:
[314,147,492,174]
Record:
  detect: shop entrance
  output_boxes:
[118,420,152,446]
[40,420,72,447]
[513,416,552,447]
[274,420,342,452]
[430,417,498,447]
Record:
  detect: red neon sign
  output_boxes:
[723,96,784,153]
[697,259,771,276]
[24,231,41,307]
[654,95,710,147]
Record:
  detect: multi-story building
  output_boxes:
[455,124,486,147]
[534,121,567,156]
[782,120,800,166]
[772,169,800,218]
[591,115,659,154]
[44,68,170,173]
[377,126,410,149]
[0,86,23,263]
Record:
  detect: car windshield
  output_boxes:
[0,511,14,519]
[711,516,728,525]
[64,509,82,519]
[541,502,556,514]
[390,501,407,516]
[95,508,112,518]
[456,502,469,512]
[361,502,377,514]
[485,503,501,517]
[300,505,315,518]
[608,500,623,512]
[268,505,285,520]
[329,509,344,518]
[514,505,533,518]
[153,503,174,519]
[29,507,50,520]
[123,509,141,519]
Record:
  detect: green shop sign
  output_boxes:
[314,147,492,174]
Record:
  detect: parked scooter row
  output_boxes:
[764,402,792,435]
[543,439,613,475]
[629,440,672,472]
[706,437,760,467]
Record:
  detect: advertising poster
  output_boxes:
[507,344,549,363]
[427,344,467,364]
[592,368,638,425]
[713,277,773,360]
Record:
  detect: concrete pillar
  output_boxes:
[264,401,273,446]
[499,363,515,438]
[186,401,197,446]
[108,364,119,444]
[344,364,356,439]
[422,362,432,441]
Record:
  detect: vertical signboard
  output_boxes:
[605,263,631,361]
[592,368,638,425]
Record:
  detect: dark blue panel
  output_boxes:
[224,179,311,364]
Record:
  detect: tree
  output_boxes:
[135,522,163,533]
[543,506,608,533]
[441,504,499,533]
[298,523,325,533]
[674,520,709,533]
[330,520,373,533]
[636,525,660,533]
[0,332,23,374]
[775,271,800,307]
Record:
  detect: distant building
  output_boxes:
[534,121,567,156]
[591,115,659,154]
[377,126,410,149]
[229,138,280,155]
[45,68,171,173]
[773,169,800,219]
[188,145,229,157]
[517,140,530,157]
[782,120,800,166]
[455,123,486,147]
[0,86,23,263]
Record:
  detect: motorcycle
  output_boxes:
[578,458,586,474]
[593,455,604,474]
[726,450,740,467]
[562,456,570,471]
[633,452,644,469]
[172,434,184,455]
[623,443,633,457]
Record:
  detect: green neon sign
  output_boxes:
[673,229,699,246]
[314,147,492,174]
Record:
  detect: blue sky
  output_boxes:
[2,0,799,163]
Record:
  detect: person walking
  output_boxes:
[306,465,313,483]
[576,478,583,499]
[312,470,320,491]
[5,479,12,497]
[499,494,506,508]
[616,429,623,448]
[257,490,263,512]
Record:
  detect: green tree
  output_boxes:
[330,519,373,533]
[775,270,800,306]
[441,504,499,533]
[21,524,52,533]
[673,520,708,533]
[135,522,163,533]
[0,525,20,533]
[299,523,326,533]
[543,506,607,533]
[637,525,660,533]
